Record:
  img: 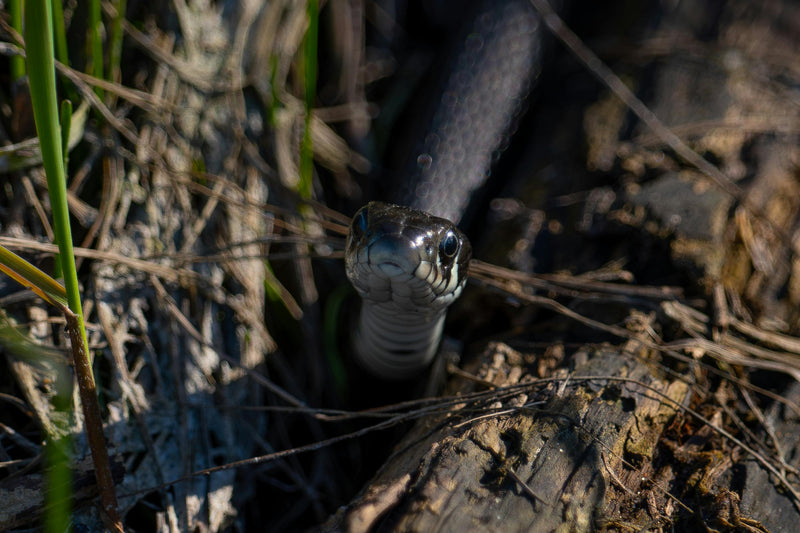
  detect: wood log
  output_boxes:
[325,338,695,532]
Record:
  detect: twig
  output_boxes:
[504,466,548,506]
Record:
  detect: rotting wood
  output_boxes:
[325,337,692,532]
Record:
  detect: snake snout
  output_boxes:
[366,234,425,278]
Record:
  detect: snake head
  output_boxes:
[345,201,471,312]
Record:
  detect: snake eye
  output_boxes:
[351,206,369,239]
[439,231,459,259]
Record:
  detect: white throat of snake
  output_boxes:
[345,202,471,380]
[354,301,448,379]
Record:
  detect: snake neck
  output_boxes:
[353,300,447,380]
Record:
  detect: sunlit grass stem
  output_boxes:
[25,0,122,529]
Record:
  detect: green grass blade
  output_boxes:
[109,0,127,85]
[25,0,82,320]
[9,0,25,80]
[90,0,105,98]
[299,0,319,199]
[51,0,70,68]
[60,100,72,168]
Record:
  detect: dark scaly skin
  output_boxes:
[391,0,545,223]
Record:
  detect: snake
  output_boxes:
[344,0,547,379]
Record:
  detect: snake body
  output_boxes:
[346,0,546,379]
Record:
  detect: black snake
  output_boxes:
[345,0,548,379]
